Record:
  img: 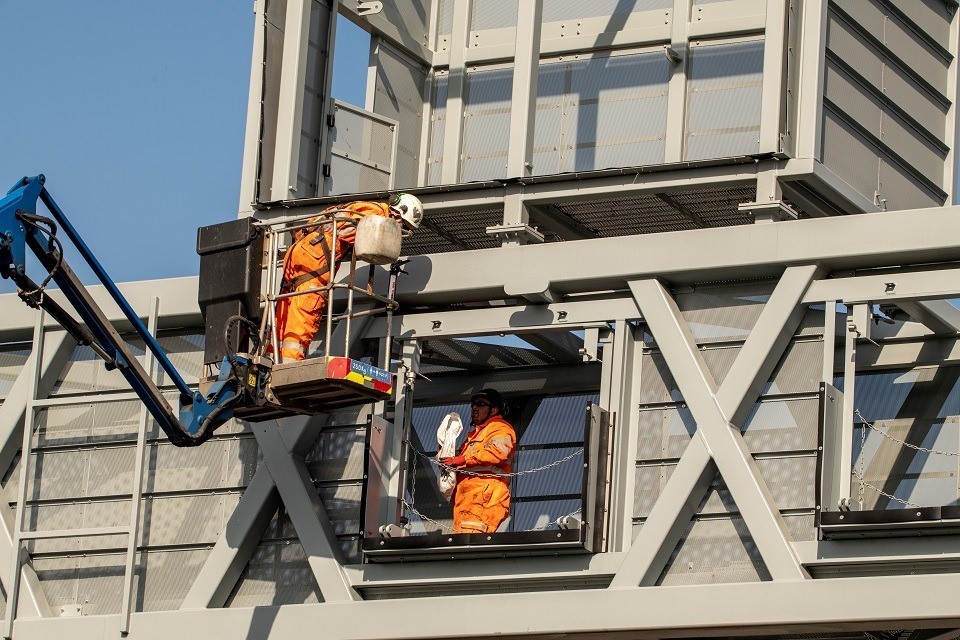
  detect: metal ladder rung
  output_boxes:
[18,526,130,541]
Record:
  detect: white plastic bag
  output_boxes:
[436,412,463,502]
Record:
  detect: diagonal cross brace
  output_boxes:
[612,266,820,587]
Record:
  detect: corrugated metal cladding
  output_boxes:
[535,51,670,175]
[821,0,951,211]
[324,104,396,196]
[469,0,673,31]
[635,282,823,584]
[546,185,756,238]
[849,367,960,510]
[296,0,334,198]
[406,393,598,534]
[2,331,368,614]
[684,39,764,162]
[371,43,427,190]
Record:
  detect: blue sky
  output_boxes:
[0,1,369,288]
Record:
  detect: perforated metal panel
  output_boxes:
[637,406,695,460]
[535,51,670,175]
[324,101,398,196]
[742,398,819,453]
[461,66,514,182]
[371,44,426,189]
[425,71,448,186]
[436,0,454,36]
[52,339,146,395]
[543,0,672,21]
[226,541,322,608]
[676,281,773,344]
[0,344,29,400]
[657,516,769,586]
[685,39,764,161]
[305,426,367,482]
[470,0,519,31]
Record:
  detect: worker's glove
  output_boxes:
[440,455,466,469]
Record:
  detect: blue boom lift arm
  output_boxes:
[0,175,264,447]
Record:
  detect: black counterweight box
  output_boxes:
[197,218,264,368]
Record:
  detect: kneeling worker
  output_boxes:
[274,194,423,361]
[441,389,517,534]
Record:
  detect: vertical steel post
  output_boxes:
[663,0,691,163]
[822,300,837,384]
[4,310,45,638]
[439,0,474,184]
[506,0,543,179]
[272,0,314,201]
[759,0,789,154]
[839,303,868,509]
[120,297,160,634]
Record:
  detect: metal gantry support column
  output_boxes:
[120,297,160,634]
[663,0,691,163]
[506,0,542,179]
[838,303,868,510]
[439,0,473,185]
[4,312,45,638]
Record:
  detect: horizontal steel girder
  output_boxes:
[395,206,960,305]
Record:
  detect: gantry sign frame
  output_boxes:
[1,209,960,637]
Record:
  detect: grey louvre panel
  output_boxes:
[885,0,953,51]
[879,159,945,210]
[637,406,695,460]
[295,0,334,197]
[471,0,519,31]
[436,0,454,36]
[461,66,514,182]
[534,52,669,176]
[684,40,764,161]
[227,541,322,607]
[675,281,773,344]
[372,44,426,189]
[304,426,367,482]
[426,72,448,186]
[0,344,28,400]
[657,516,769,586]
[742,397,820,453]
[853,418,959,509]
[324,102,396,196]
[634,463,676,519]
[821,107,880,202]
[543,0,672,21]
[52,339,146,395]
[832,0,949,96]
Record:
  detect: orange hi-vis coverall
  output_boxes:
[275,201,392,361]
[452,416,517,534]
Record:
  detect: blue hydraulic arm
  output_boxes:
[0,175,262,446]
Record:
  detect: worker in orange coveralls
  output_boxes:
[274,194,423,361]
[441,389,517,534]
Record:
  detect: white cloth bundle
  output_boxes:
[436,412,463,501]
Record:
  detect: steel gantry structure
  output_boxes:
[4,0,960,638]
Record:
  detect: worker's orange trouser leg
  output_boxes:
[274,286,329,360]
[452,477,510,534]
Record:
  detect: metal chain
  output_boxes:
[858,420,866,508]
[410,445,584,477]
[851,468,922,509]
[855,409,959,457]
[402,500,452,533]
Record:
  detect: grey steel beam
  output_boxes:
[615,269,816,586]
[528,204,598,241]
[804,267,960,305]
[505,0,542,179]
[439,0,472,185]
[520,331,584,363]
[395,206,960,305]
[17,572,960,640]
[252,421,359,602]
[238,0,269,215]
[663,0,690,163]
[180,415,329,610]
[413,362,601,405]
[270,0,314,201]
[339,0,433,66]
[897,300,960,335]
[795,0,828,161]
[759,0,789,154]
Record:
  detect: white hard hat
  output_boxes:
[390,193,423,230]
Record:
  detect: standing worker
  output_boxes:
[441,389,517,534]
[274,194,423,361]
